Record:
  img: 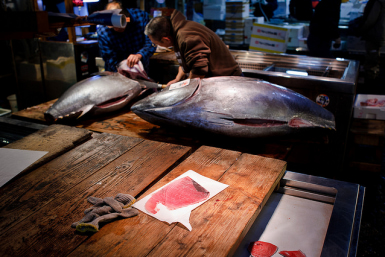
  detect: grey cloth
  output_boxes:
[72,193,138,232]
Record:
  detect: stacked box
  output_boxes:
[244,17,264,45]
[249,23,289,53]
[203,0,226,20]
[224,1,249,45]
[225,1,249,19]
[203,5,226,20]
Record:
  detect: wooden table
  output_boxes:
[0,124,286,256]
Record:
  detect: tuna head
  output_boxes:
[131,76,336,138]
[44,73,142,123]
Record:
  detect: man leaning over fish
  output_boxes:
[145,9,243,86]
[97,1,156,74]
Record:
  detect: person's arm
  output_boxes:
[127,10,156,67]
[167,66,187,86]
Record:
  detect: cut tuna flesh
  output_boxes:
[279,250,306,257]
[248,241,278,257]
[117,60,152,81]
[145,176,210,214]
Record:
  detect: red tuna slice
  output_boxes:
[279,250,306,257]
[145,176,210,214]
[248,241,278,257]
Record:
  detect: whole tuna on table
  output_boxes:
[131,76,335,138]
[44,73,142,123]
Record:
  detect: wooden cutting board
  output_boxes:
[0,131,192,256]
[70,146,287,257]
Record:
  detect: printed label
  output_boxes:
[169,79,191,90]
[316,94,330,107]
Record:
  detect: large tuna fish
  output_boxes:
[131,76,335,138]
[44,73,142,123]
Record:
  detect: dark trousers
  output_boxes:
[307,33,333,58]
[364,40,382,78]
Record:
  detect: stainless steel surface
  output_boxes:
[233,171,365,257]
[231,50,359,94]
[284,171,365,257]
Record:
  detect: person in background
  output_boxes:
[253,0,278,21]
[356,0,385,80]
[144,9,243,86]
[307,0,342,58]
[97,1,156,73]
[289,0,314,21]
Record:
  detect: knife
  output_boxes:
[134,79,167,89]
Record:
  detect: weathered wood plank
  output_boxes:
[3,124,92,174]
[0,133,143,234]
[70,146,286,257]
[0,137,191,257]
[11,99,56,123]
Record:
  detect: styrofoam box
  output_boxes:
[283,24,304,47]
[204,0,225,5]
[203,5,226,20]
[354,94,385,120]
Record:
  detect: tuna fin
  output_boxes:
[77,104,94,118]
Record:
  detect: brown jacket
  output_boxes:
[170,10,242,77]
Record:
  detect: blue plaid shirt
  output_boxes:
[97,8,156,73]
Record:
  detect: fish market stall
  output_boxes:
[0,123,364,257]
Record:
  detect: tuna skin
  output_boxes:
[44,73,142,122]
[131,76,336,138]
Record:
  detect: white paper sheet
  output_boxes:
[0,148,48,188]
[133,170,228,231]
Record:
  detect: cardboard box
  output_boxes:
[226,1,249,19]
[203,5,226,20]
[251,23,289,41]
[354,94,385,120]
[244,17,264,45]
[249,37,287,53]
[224,30,244,44]
[249,23,289,53]
[225,19,245,30]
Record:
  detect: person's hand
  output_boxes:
[126,54,142,67]
[166,78,181,86]
[333,37,341,49]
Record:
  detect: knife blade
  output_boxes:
[134,79,167,89]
